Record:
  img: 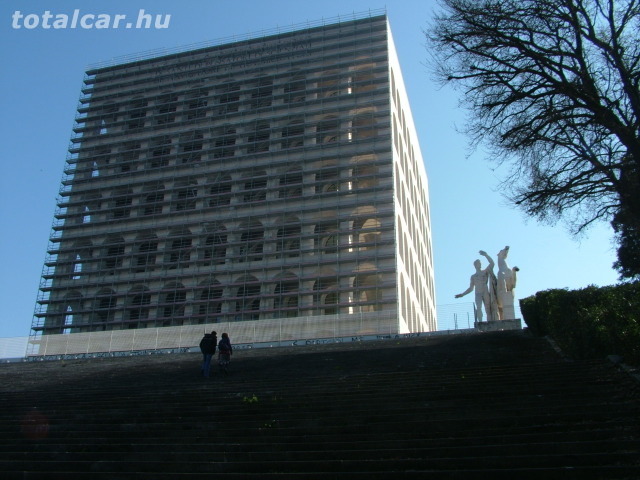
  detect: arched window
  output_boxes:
[218,81,240,114]
[353,212,382,251]
[316,116,340,144]
[61,239,92,279]
[313,274,339,315]
[159,282,186,324]
[61,291,84,333]
[134,232,158,272]
[236,284,261,320]
[141,183,165,216]
[185,88,209,119]
[276,217,301,258]
[72,254,83,279]
[90,161,99,178]
[279,168,303,198]
[148,136,172,169]
[242,171,267,203]
[353,271,382,313]
[273,273,299,317]
[98,103,118,134]
[315,164,340,194]
[202,223,227,265]
[88,147,110,177]
[234,276,261,320]
[155,93,178,126]
[247,121,270,153]
[351,113,378,141]
[281,119,304,149]
[250,76,273,108]
[351,155,379,189]
[126,285,151,323]
[81,192,101,223]
[350,63,376,94]
[207,174,232,207]
[284,73,306,103]
[127,98,147,130]
[118,142,140,173]
[318,71,341,98]
[110,188,133,219]
[214,126,236,158]
[238,220,264,262]
[314,221,339,253]
[93,288,117,324]
[63,305,74,333]
[81,205,91,224]
[197,280,223,323]
[179,131,204,163]
[101,235,125,273]
[165,228,193,268]
[173,178,198,211]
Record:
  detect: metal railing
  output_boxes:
[25,312,401,359]
[2,302,515,360]
[0,337,30,362]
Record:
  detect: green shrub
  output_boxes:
[519,282,640,364]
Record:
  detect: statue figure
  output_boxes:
[496,246,520,320]
[455,250,499,323]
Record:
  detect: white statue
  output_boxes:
[455,250,499,323]
[496,246,519,320]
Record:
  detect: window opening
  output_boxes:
[243,173,267,202]
[214,126,236,158]
[207,174,232,207]
[155,93,178,126]
[247,121,270,153]
[218,82,240,114]
[239,221,264,262]
[281,119,304,149]
[185,89,209,119]
[127,98,147,130]
[284,74,306,103]
[235,277,261,321]
[180,131,204,163]
[251,76,273,108]
[278,168,303,198]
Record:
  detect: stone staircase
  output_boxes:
[1,330,638,479]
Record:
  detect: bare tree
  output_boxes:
[427,0,640,278]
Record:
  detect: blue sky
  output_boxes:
[0,0,620,338]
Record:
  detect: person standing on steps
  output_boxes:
[199,331,217,378]
[218,332,233,374]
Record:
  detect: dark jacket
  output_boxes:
[218,336,232,355]
[199,334,217,354]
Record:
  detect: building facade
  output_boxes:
[32,12,436,338]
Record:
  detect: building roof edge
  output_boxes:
[86,8,387,75]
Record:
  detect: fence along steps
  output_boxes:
[0,330,639,479]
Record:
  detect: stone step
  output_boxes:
[1,412,632,448]
[1,438,636,464]
[3,466,640,480]
[1,423,633,451]
[1,450,639,474]
[0,331,637,479]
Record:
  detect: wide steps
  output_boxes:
[4,467,640,480]
[1,331,638,478]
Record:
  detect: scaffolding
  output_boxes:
[31,12,436,340]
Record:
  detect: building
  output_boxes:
[32,11,436,342]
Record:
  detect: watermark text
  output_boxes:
[12,9,171,30]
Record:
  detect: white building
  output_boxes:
[33,12,436,341]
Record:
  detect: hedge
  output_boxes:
[519,282,640,365]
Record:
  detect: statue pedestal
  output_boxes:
[474,319,521,332]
